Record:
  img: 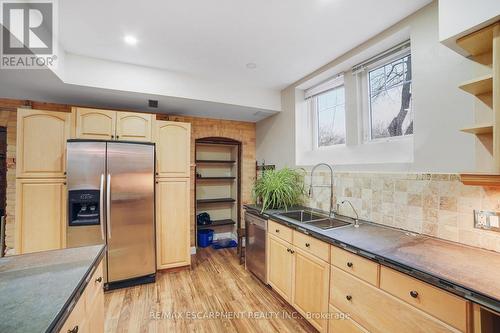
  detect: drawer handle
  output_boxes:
[346,262,353,268]
[67,325,79,333]
[95,276,103,283]
[346,295,352,301]
[276,229,280,233]
[305,243,310,248]
[409,290,419,298]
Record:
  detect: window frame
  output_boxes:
[361,48,413,144]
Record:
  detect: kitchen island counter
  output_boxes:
[0,245,105,333]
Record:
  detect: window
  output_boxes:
[367,53,413,140]
[305,75,346,148]
[316,86,346,146]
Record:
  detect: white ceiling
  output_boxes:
[0,0,432,121]
[60,0,431,91]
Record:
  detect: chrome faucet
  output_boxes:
[309,163,335,218]
[341,200,360,228]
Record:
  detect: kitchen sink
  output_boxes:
[307,218,351,230]
[278,210,329,223]
[277,210,352,230]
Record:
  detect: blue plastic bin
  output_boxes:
[197,229,214,248]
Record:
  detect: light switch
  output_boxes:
[474,210,500,233]
[489,215,500,228]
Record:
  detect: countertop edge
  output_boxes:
[47,245,106,333]
[243,205,500,313]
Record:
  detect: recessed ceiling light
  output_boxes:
[246,63,257,69]
[124,35,138,45]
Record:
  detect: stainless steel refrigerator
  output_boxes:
[66,140,156,290]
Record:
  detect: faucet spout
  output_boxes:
[309,163,335,217]
[341,200,360,227]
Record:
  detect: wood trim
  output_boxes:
[493,23,500,171]
[459,173,500,186]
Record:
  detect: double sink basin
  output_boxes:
[275,209,352,230]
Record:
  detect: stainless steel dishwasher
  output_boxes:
[245,211,267,283]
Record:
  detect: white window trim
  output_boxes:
[358,47,413,144]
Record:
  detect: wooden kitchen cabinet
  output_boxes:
[116,111,153,141]
[74,107,116,140]
[292,247,330,333]
[16,108,70,178]
[154,120,191,178]
[15,178,67,254]
[59,259,104,333]
[73,107,153,142]
[331,266,461,333]
[380,266,469,332]
[156,178,191,269]
[267,233,294,302]
[328,304,368,333]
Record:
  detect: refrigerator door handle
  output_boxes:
[99,173,105,240]
[106,173,112,239]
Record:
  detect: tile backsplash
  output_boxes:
[305,172,500,253]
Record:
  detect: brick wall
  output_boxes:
[0,110,17,253]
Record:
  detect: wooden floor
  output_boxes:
[104,248,317,333]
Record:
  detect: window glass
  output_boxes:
[368,54,413,140]
[317,86,346,146]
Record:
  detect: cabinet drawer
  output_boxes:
[328,305,368,333]
[293,230,329,262]
[85,260,104,309]
[379,266,469,332]
[330,266,459,333]
[331,247,379,286]
[268,220,293,243]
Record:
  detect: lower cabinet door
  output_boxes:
[156,178,191,269]
[15,178,67,254]
[292,247,330,333]
[267,234,293,302]
[59,293,86,333]
[86,289,104,333]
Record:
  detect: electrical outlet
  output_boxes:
[474,210,500,233]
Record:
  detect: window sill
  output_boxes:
[297,136,413,166]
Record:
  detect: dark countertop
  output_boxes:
[0,245,105,333]
[244,204,500,312]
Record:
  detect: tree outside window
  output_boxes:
[317,86,346,147]
[368,54,413,140]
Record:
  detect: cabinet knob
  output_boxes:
[116,135,119,139]
[95,276,103,283]
[346,262,353,268]
[275,229,280,233]
[287,248,290,253]
[346,295,352,301]
[67,325,79,333]
[290,249,295,254]
[111,135,114,139]
[305,243,310,248]
[409,290,419,298]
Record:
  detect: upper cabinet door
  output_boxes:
[74,107,116,140]
[17,109,70,178]
[116,112,152,142]
[154,121,191,178]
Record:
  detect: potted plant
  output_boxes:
[253,167,306,212]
